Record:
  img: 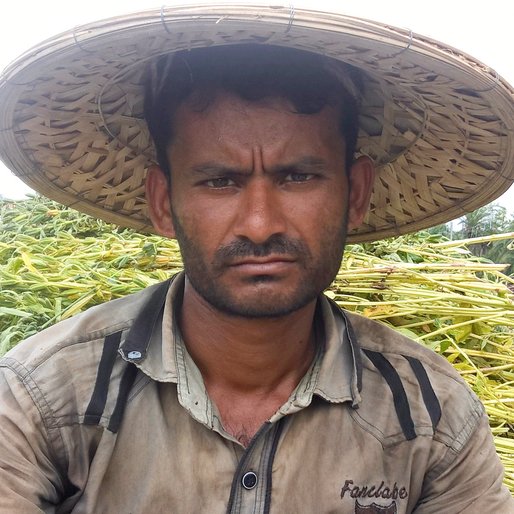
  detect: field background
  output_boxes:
[1,197,513,492]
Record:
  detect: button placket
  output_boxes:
[226,423,272,513]
[226,420,286,514]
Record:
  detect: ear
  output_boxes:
[145,165,176,238]
[347,156,375,232]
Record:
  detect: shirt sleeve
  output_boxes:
[414,414,514,513]
[0,363,63,513]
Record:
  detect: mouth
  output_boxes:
[228,256,297,274]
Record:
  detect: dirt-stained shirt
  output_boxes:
[0,273,512,513]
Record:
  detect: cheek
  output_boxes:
[286,188,347,238]
[175,196,236,247]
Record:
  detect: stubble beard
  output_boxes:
[171,209,348,319]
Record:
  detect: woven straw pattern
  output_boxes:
[0,4,513,241]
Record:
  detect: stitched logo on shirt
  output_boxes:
[341,479,407,513]
[354,500,397,513]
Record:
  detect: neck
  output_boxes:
[178,278,317,394]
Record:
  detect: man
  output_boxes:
[0,5,513,514]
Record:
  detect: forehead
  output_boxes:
[169,92,345,163]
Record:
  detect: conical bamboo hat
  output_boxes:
[0,4,513,242]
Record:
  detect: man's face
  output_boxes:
[149,92,372,318]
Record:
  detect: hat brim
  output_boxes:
[0,4,513,242]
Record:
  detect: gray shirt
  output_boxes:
[0,273,512,513]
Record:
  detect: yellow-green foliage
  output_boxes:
[1,197,514,490]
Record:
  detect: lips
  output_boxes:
[228,256,296,274]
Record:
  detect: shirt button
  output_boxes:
[241,471,258,490]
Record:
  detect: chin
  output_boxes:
[198,281,319,319]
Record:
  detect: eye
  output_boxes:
[284,172,316,183]
[205,177,236,188]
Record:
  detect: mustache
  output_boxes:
[215,235,309,261]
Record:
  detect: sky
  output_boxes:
[1,0,513,213]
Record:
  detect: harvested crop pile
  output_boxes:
[1,197,514,491]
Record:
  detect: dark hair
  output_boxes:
[143,45,363,181]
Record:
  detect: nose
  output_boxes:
[233,177,287,244]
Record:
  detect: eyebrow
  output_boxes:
[191,156,328,176]
[192,163,240,176]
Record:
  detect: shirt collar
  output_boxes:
[312,295,362,408]
[120,272,363,411]
[119,273,183,382]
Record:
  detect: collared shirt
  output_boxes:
[0,273,512,513]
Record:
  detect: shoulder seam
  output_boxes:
[359,343,472,393]
[1,320,133,375]
[0,358,69,478]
